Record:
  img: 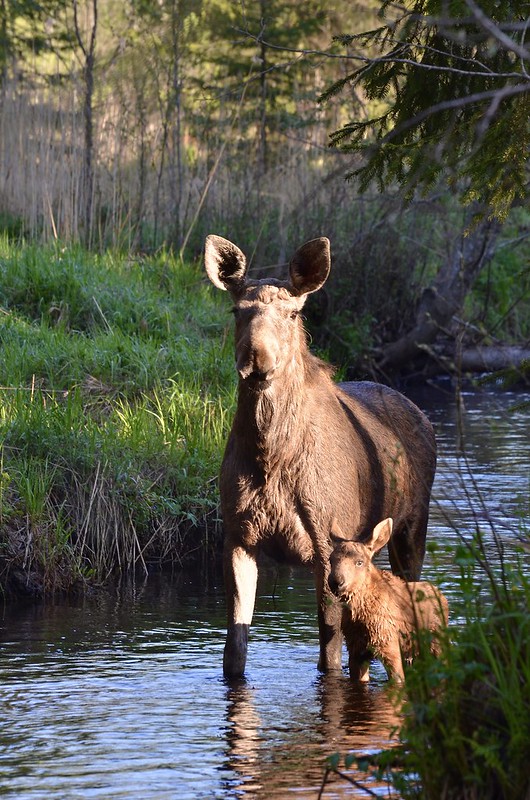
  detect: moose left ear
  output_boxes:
[289,237,331,296]
[330,517,349,544]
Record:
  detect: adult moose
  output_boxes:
[204,235,437,679]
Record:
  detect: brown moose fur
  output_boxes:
[204,235,437,679]
[329,518,449,682]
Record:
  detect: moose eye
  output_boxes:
[356,560,364,567]
[290,309,299,320]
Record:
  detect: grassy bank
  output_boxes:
[0,239,235,597]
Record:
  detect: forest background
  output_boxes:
[1,0,529,378]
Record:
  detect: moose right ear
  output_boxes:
[204,235,248,293]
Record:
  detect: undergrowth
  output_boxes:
[0,239,235,596]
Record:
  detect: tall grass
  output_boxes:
[0,240,235,596]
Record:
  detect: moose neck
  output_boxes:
[235,349,320,465]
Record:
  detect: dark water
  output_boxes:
[0,383,528,799]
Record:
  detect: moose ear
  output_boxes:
[204,235,248,293]
[289,237,331,296]
[330,517,349,544]
[369,518,393,553]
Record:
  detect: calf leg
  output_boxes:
[223,543,258,679]
[381,644,405,683]
[348,651,370,682]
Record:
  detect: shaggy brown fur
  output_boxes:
[329,518,449,682]
[204,235,437,679]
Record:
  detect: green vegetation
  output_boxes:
[324,0,530,221]
[321,528,530,800]
[0,238,235,596]
[1,2,528,381]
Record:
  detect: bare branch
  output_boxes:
[237,28,527,81]
[88,0,98,59]
[464,0,530,63]
[72,0,87,58]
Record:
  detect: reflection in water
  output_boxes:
[222,668,403,799]
[0,384,528,798]
[224,680,264,795]
[415,384,530,602]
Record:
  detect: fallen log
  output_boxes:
[457,346,530,374]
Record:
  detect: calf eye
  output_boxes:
[356,560,364,567]
[290,309,299,320]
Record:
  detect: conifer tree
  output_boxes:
[205,0,328,173]
[321,1,530,220]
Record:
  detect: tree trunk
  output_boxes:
[258,0,268,176]
[376,212,501,374]
[74,0,98,248]
[455,346,530,375]
[169,0,183,249]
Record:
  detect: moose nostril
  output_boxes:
[328,576,339,595]
[248,368,275,382]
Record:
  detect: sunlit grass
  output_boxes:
[0,240,236,594]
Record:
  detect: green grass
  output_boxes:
[0,238,236,595]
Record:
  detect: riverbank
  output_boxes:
[0,240,234,598]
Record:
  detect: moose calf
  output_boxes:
[328,518,449,682]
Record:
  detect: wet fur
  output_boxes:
[329,524,449,682]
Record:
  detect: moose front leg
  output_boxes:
[314,562,343,672]
[223,543,258,679]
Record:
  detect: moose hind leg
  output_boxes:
[348,649,370,682]
[381,644,405,683]
[388,517,427,582]
[223,544,258,679]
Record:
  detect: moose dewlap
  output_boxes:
[329,518,449,682]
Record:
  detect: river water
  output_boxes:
[0,381,528,799]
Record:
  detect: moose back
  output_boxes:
[204,235,437,679]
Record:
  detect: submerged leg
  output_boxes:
[223,544,258,679]
[314,562,343,672]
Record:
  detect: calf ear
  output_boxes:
[289,237,330,296]
[369,518,393,554]
[204,235,248,294]
[330,517,349,544]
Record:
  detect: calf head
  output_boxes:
[204,236,330,388]
[328,518,394,599]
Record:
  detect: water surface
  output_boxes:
[1,382,528,799]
